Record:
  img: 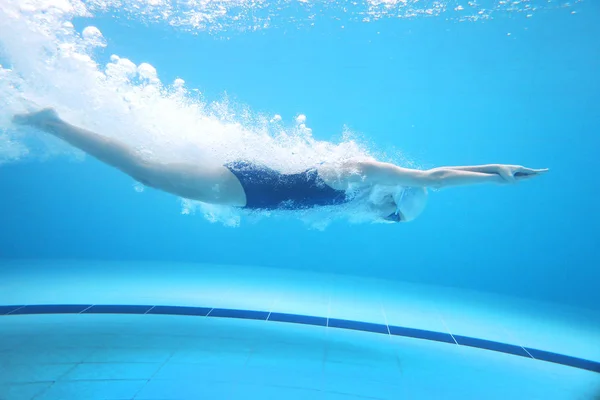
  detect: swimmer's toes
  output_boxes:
[11,113,29,125]
[12,108,59,126]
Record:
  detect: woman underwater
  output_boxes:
[13,108,547,223]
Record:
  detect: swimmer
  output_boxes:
[12,108,548,222]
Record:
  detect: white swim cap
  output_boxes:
[393,187,428,222]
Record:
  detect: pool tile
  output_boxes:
[2,347,95,364]
[388,325,456,344]
[61,363,162,381]
[322,376,402,400]
[146,305,211,316]
[327,318,388,334]
[34,380,147,400]
[239,366,323,389]
[83,305,153,314]
[231,384,322,400]
[0,382,52,400]
[153,362,242,382]
[454,335,531,358]
[268,313,327,327]
[11,305,90,315]
[323,360,401,385]
[525,348,600,373]
[169,348,251,365]
[134,379,235,399]
[0,305,24,315]
[207,308,269,320]
[85,348,172,363]
[246,348,324,372]
[0,364,75,384]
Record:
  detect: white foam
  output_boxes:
[137,63,159,83]
[0,0,382,226]
[81,26,106,48]
[76,0,576,31]
[296,114,307,124]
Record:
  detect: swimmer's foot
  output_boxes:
[12,108,60,127]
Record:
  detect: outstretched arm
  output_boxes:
[436,164,501,174]
[326,160,547,189]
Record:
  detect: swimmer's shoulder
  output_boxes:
[317,158,374,191]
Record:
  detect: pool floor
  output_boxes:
[0,260,599,399]
[1,314,599,400]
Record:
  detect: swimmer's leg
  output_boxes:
[13,108,149,177]
[12,108,246,206]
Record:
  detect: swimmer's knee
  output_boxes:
[135,176,154,188]
[118,159,161,188]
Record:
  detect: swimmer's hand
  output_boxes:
[495,165,549,184]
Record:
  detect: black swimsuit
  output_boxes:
[224,161,349,210]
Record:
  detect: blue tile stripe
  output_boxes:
[83,305,154,314]
[453,335,531,358]
[268,312,327,326]
[328,318,389,334]
[10,304,91,315]
[524,348,600,373]
[147,305,212,316]
[389,325,456,344]
[1,303,598,374]
[207,308,269,320]
[0,305,24,315]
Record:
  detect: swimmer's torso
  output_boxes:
[224,161,351,210]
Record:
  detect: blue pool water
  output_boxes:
[1,0,599,399]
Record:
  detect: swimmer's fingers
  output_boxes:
[528,168,549,174]
[514,167,549,180]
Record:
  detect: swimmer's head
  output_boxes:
[389,186,428,222]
